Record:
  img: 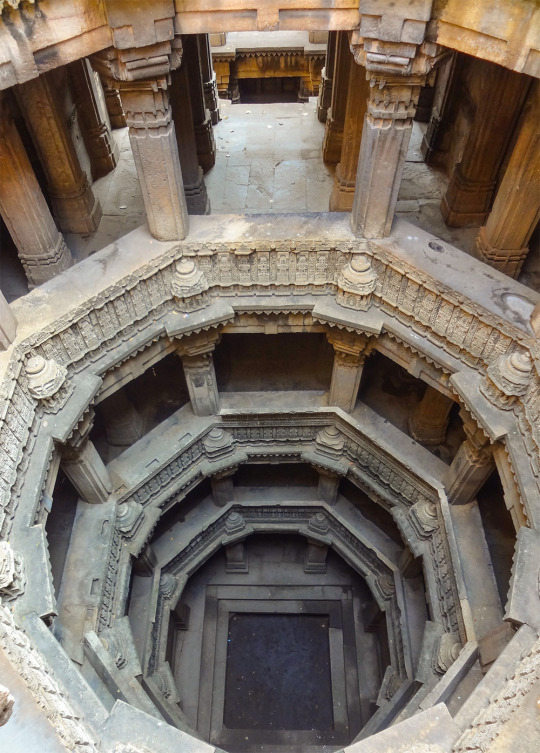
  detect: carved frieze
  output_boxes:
[0,541,25,601]
[336,253,377,311]
[480,350,533,410]
[170,257,210,311]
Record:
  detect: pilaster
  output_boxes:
[441,63,530,228]
[176,332,221,416]
[475,80,540,278]
[92,42,189,242]
[445,412,494,505]
[317,30,336,123]
[170,62,210,215]
[408,386,454,446]
[198,33,221,125]
[327,331,372,413]
[15,70,102,234]
[0,292,17,351]
[183,34,216,174]
[329,57,370,211]
[322,31,351,164]
[103,81,127,128]
[0,92,73,287]
[70,59,120,180]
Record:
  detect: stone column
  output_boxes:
[177,333,220,416]
[15,70,102,234]
[0,92,73,287]
[408,386,454,446]
[170,63,210,215]
[0,292,17,350]
[211,471,235,507]
[421,53,460,166]
[317,30,336,123]
[351,74,423,238]
[475,81,540,278]
[62,439,112,504]
[183,34,216,173]
[327,331,371,413]
[445,413,494,505]
[198,33,220,125]
[318,469,340,506]
[322,31,351,164]
[101,390,144,448]
[103,81,127,128]
[70,59,120,179]
[441,63,530,228]
[329,58,370,211]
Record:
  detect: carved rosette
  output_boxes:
[171,257,210,312]
[25,355,67,401]
[336,254,377,311]
[116,501,144,537]
[0,541,26,602]
[433,632,461,674]
[315,425,345,460]
[0,684,14,727]
[203,427,234,461]
[480,351,533,410]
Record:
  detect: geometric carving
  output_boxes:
[307,512,330,536]
[409,499,439,539]
[171,257,210,312]
[315,425,345,459]
[202,427,234,461]
[480,350,533,410]
[336,253,377,311]
[224,511,246,536]
[116,500,144,537]
[433,632,461,674]
[25,355,67,400]
[0,541,25,601]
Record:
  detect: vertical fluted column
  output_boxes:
[408,386,454,445]
[70,58,119,179]
[15,70,102,234]
[183,34,216,173]
[170,63,210,215]
[441,62,530,228]
[0,292,17,350]
[177,333,220,416]
[327,332,371,413]
[317,30,336,123]
[198,33,220,125]
[322,31,351,164]
[0,92,73,287]
[475,80,540,278]
[329,58,370,211]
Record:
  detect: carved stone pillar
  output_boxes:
[421,53,460,166]
[101,390,144,448]
[198,33,220,125]
[317,30,336,123]
[183,34,216,173]
[408,386,454,446]
[70,58,120,179]
[0,92,73,287]
[318,469,340,506]
[177,333,220,416]
[62,439,112,505]
[170,63,210,215]
[211,472,235,508]
[15,70,102,234]
[0,292,17,350]
[327,331,371,413]
[305,540,329,574]
[441,63,530,228]
[445,413,494,505]
[329,58,370,211]
[322,32,351,164]
[475,81,540,278]
[103,81,127,128]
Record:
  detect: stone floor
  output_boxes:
[2,96,539,300]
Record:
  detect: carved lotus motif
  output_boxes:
[171,257,209,300]
[25,355,67,400]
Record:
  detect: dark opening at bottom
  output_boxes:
[223,613,334,730]
[237,76,300,103]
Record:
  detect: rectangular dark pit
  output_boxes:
[224,613,334,731]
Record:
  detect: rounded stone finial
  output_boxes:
[203,426,234,460]
[171,257,209,302]
[336,253,377,311]
[25,355,67,400]
[480,350,533,409]
[315,425,345,457]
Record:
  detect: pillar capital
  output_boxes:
[326,330,371,360]
[175,330,221,358]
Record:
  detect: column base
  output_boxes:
[184,168,211,215]
[329,163,355,212]
[195,115,216,173]
[408,416,447,446]
[52,179,102,234]
[441,164,495,228]
[322,114,343,164]
[203,75,221,125]
[475,225,528,278]
[21,234,73,287]
[87,123,120,179]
